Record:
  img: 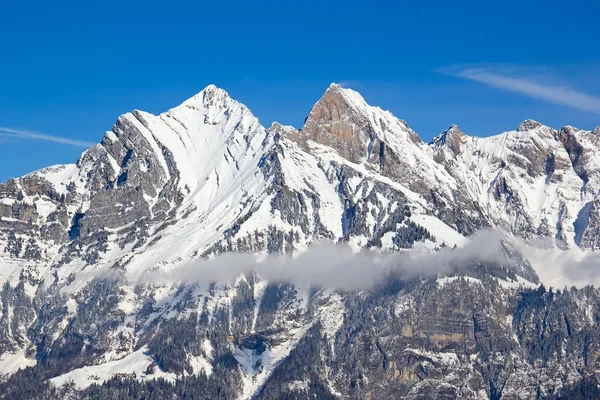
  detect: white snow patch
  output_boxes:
[315,291,345,351]
[0,350,36,375]
[437,276,482,286]
[404,347,459,365]
[49,347,176,390]
[410,214,467,247]
[496,275,538,290]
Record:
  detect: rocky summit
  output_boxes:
[1,84,600,399]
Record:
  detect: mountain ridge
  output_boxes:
[2,82,599,288]
[1,83,600,399]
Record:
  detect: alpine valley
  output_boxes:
[1,83,600,399]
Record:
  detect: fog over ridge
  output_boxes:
[137,229,508,290]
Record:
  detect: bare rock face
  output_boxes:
[302,83,377,164]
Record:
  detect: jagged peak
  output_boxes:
[306,83,414,130]
[562,125,580,131]
[559,125,581,136]
[326,82,342,91]
[299,84,378,163]
[176,84,236,111]
[299,83,424,163]
[431,124,459,141]
[268,122,299,139]
[303,84,368,130]
[201,83,229,99]
[446,124,463,135]
[115,85,240,126]
[430,124,467,154]
[560,125,600,136]
[269,121,283,130]
[517,119,543,132]
[319,82,370,111]
[269,121,296,130]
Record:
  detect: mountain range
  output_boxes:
[1,84,600,399]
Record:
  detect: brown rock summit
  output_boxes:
[301,83,376,164]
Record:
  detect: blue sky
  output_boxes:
[1,0,599,181]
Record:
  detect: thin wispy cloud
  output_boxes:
[0,127,95,148]
[440,65,600,115]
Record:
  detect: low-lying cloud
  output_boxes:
[0,127,95,148]
[519,243,600,289]
[77,228,600,291]
[140,230,506,290]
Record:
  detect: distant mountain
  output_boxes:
[1,84,599,399]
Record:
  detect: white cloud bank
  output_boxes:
[140,230,507,291]
[0,127,95,148]
[137,229,600,291]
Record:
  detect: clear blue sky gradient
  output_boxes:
[1,0,599,181]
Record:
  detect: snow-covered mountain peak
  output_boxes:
[322,83,368,109]
[326,82,342,91]
[300,82,423,166]
[300,83,375,164]
[320,83,406,126]
[92,83,272,202]
[447,123,461,133]
[517,119,544,132]
[560,125,581,135]
[178,84,231,109]
[268,121,299,139]
[511,120,558,144]
[430,124,467,154]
